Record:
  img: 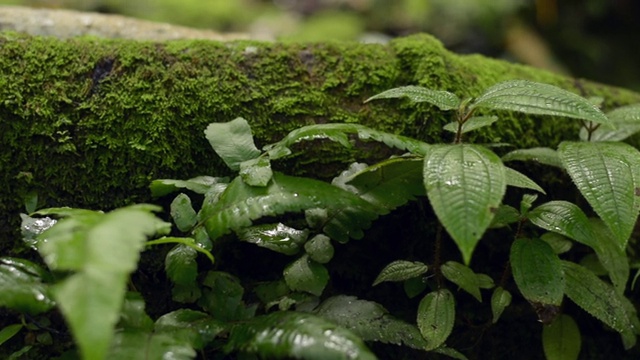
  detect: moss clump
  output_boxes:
[1,32,639,253]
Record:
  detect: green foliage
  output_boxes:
[3,79,640,359]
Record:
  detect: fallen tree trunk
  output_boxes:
[1,30,639,248]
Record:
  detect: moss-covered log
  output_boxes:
[2,32,640,249]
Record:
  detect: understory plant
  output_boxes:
[2,79,640,359]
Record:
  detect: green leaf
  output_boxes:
[581,103,640,142]
[540,232,573,254]
[0,324,23,347]
[108,330,196,360]
[528,201,595,248]
[504,167,546,194]
[431,346,469,360]
[118,292,154,331]
[239,157,273,187]
[372,260,429,286]
[470,80,610,125]
[404,277,428,299]
[561,261,636,349]
[543,314,581,360]
[20,214,57,250]
[150,176,229,198]
[225,311,376,360]
[442,116,498,134]
[502,147,563,168]
[165,244,198,286]
[520,194,538,215]
[587,219,629,294]
[38,205,170,360]
[475,273,495,289]
[198,271,252,322]
[204,117,261,171]
[338,157,426,212]
[304,234,335,264]
[283,255,329,296]
[510,238,564,306]
[423,144,506,264]
[155,309,226,350]
[440,261,483,302]
[491,287,512,324]
[236,223,309,255]
[417,289,455,350]
[0,258,54,315]
[365,85,460,111]
[314,295,429,350]
[200,172,381,243]
[559,141,640,249]
[488,205,520,229]
[171,193,197,232]
[254,280,290,306]
[265,123,429,160]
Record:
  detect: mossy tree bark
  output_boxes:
[1,32,640,249]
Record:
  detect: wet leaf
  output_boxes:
[581,103,640,142]
[237,223,309,255]
[0,258,54,315]
[170,193,197,232]
[165,244,198,286]
[559,141,640,249]
[504,167,546,194]
[239,157,273,187]
[543,314,581,360]
[441,261,482,301]
[283,255,329,296]
[502,147,563,168]
[510,238,564,306]
[488,205,520,229]
[204,117,261,171]
[443,116,498,134]
[365,85,460,111]
[372,260,428,286]
[417,289,455,350]
[471,80,610,125]
[304,234,334,264]
[108,330,196,360]
[491,287,512,324]
[423,144,506,264]
[540,233,573,254]
[155,309,226,350]
[150,176,229,198]
[198,271,252,322]
[20,214,56,250]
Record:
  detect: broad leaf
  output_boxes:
[155,309,226,350]
[198,271,252,322]
[204,117,261,171]
[561,261,637,349]
[200,172,381,243]
[165,244,198,286]
[150,176,229,198]
[119,293,154,331]
[520,194,538,214]
[543,314,581,360]
[404,277,428,299]
[265,123,429,160]
[491,287,512,324]
[442,116,498,134]
[0,324,23,347]
[501,147,563,168]
[423,144,506,264]
[528,201,595,248]
[587,219,629,294]
[108,330,196,360]
[559,141,640,249]
[470,80,610,125]
[581,103,640,142]
[0,258,54,315]
[170,193,197,232]
[417,289,455,350]
[540,233,573,254]
[304,234,334,264]
[20,214,57,250]
[440,261,482,302]
[504,167,546,194]
[510,238,564,307]
[432,346,469,360]
[314,295,428,350]
[338,157,426,212]
[372,260,428,286]
[239,157,273,187]
[283,255,329,296]
[237,223,309,255]
[488,205,520,229]
[365,85,460,111]
[225,311,376,360]
[40,205,168,360]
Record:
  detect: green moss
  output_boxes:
[1,32,640,252]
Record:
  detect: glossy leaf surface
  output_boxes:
[502,147,563,168]
[372,260,428,286]
[562,261,637,348]
[109,330,196,360]
[471,80,610,125]
[200,172,380,243]
[559,141,640,249]
[225,311,376,360]
[440,261,482,301]
[581,103,640,142]
[204,117,261,171]
[314,295,428,349]
[491,287,512,324]
[0,257,54,315]
[237,223,309,255]
[165,244,198,286]
[171,193,197,232]
[365,85,460,110]
[198,271,252,322]
[150,176,229,198]
[155,309,226,350]
[504,167,546,194]
[304,234,334,264]
[423,144,506,264]
[542,314,581,360]
[417,289,455,350]
[510,238,564,306]
[239,157,273,187]
[283,255,329,296]
[443,116,498,134]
